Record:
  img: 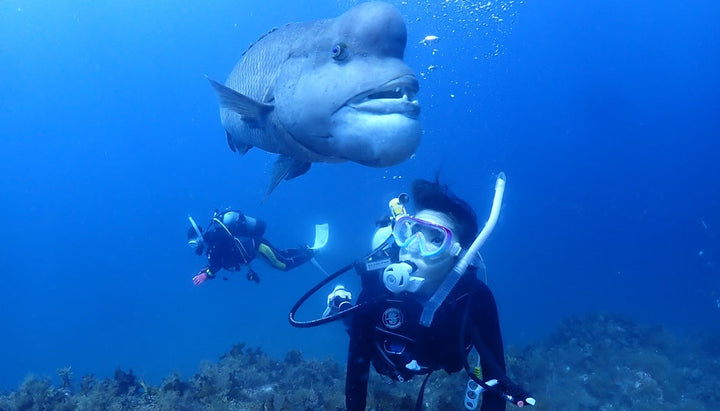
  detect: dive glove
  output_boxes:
[322,285,352,318]
[502,380,536,407]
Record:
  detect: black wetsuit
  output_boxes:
[202,211,314,276]
[344,246,510,411]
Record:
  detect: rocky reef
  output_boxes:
[507,313,720,411]
[1,313,717,410]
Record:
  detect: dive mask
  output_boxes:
[392,216,461,258]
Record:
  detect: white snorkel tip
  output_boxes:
[496,172,506,188]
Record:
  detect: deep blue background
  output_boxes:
[1,0,718,391]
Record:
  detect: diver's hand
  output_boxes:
[192,268,212,286]
[503,380,535,407]
[322,285,352,318]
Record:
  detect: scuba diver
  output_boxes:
[187,209,328,285]
[289,176,534,410]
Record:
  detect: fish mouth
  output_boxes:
[345,75,420,119]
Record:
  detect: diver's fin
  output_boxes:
[207,76,273,122]
[310,223,329,250]
[264,155,312,199]
[226,131,252,155]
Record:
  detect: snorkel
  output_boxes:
[419,172,506,327]
[188,216,205,244]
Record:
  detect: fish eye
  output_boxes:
[331,43,348,60]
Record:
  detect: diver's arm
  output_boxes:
[205,251,221,278]
[466,281,508,411]
[345,331,371,411]
[200,228,222,277]
[192,244,219,286]
[470,280,506,378]
[469,280,534,408]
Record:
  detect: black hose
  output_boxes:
[288,236,394,328]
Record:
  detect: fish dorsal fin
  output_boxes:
[241,27,279,57]
[207,76,273,122]
[263,155,312,201]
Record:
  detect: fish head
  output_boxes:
[274,1,421,167]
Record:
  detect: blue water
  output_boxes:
[1,0,718,391]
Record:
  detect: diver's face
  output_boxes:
[398,209,459,295]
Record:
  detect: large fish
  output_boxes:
[208,1,421,197]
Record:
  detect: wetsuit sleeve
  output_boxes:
[468,280,507,411]
[256,239,314,271]
[346,323,371,411]
[207,240,222,278]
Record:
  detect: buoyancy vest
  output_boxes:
[352,285,474,383]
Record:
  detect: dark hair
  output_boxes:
[411,179,478,248]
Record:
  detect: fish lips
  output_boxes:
[328,109,421,167]
[348,96,420,119]
[326,76,422,167]
[345,75,420,119]
[289,75,422,167]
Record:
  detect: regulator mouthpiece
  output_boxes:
[383,262,423,293]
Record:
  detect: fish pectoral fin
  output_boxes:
[261,85,275,104]
[264,155,312,199]
[226,131,252,155]
[238,144,252,155]
[207,76,273,122]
